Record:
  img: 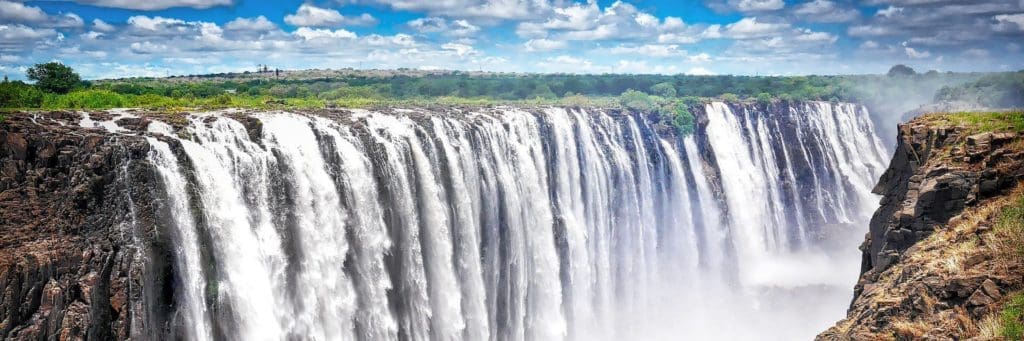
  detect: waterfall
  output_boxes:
[142,102,887,340]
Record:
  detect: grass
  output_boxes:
[892,318,930,339]
[991,192,1024,268]
[1001,292,1024,340]
[922,111,1024,134]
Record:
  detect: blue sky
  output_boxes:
[1,0,1022,79]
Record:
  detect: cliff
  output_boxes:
[0,112,173,339]
[820,112,1024,340]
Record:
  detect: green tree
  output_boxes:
[671,102,695,136]
[887,64,916,77]
[650,82,677,98]
[27,62,81,94]
[756,92,773,105]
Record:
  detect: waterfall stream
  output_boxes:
[142,102,887,340]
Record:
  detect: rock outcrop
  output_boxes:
[0,112,172,340]
[820,113,1024,340]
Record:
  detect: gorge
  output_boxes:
[3,102,891,340]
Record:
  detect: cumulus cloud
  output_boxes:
[408,17,480,36]
[71,0,233,10]
[92,19,116,32]
[516,1,703,45]
[348,0,553,20]
[706,0,785,13]
[0,24,61,52]
[225,16,277,32]
[721,17,790,39]
[0,1,49,23]
[0,1,84,28]
[524,38,567,51]
[792,0,860,22]
[687,66,716,75]
[992,13,1024,32]
[285,4,377,27]
[293,27,358,40]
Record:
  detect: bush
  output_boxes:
[756,92,773,105]
[0,81,45,108]
[671,102,695,136]
[44,89,126,109]
[619,89,662,112]
[27,62,81,94]
[719,93,740,102]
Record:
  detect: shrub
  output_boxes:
[671,102,695,136]
[619,89,662,112]
[45,89,126,109]
[719,93,740,102]
[0,81,45,108]
[756,92,773,105]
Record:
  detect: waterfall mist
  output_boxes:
[139,102,888,340]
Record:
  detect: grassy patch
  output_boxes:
[922,111,1024,133]
[991,192,1024,268]
[1001,292,1024,340]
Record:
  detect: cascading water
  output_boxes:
[139,101,887,340]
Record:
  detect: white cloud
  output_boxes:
[352,0,552,20]
[687,67,715,75]
[860,40,880,49]
[128,16,186,31]
[876,6,903,18]
[92,19,116,32]
[408,17,479,37]
[69,0,232,10]
[723,17,790,39]
[516,1,701,44]
[792,0,859,22]
[293,27,357,40]
[129,41,169,54]
[605,44,685,57]
[524,38,567,51]
[992,13,1024,32]
[225,16,277,32]
[441,42,476,56]
[902,42,931,58]
[735,0,785,12]
[285,4,377,27]
[0,1,49,23]
[0,1,83,28]
[689,52,712,62]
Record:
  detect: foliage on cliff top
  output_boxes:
[1001,292,1024,340]
[922,111,1024,133]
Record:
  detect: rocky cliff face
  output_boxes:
[0,112,174,340]
[820,113,1024,339]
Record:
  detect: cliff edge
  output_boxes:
[820,112,1024,340]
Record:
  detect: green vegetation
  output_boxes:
[669,103,695,135]
[924,111,1024,133]
[1001,292,1024,340]
[26,62,82,94]
[993,191,1024,266]
[887,64,917,77]
[935,71,1024,108]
